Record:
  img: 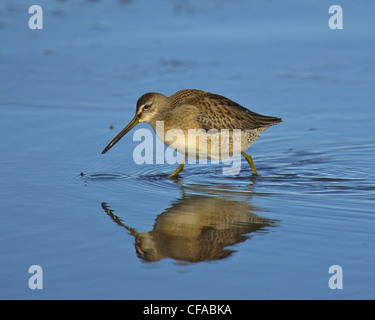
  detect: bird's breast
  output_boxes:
[153,126,262,160]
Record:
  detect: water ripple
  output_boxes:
[82,172,131,181]
[77,138,375,201]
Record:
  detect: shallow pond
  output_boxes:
[0,0,374,299]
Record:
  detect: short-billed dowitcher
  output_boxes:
[102,89,282,177]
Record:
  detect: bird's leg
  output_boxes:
[241,152,258,175]
[168,157,185,178]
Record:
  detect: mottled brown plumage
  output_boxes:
[102,89,282,177]
[165,89,281,131]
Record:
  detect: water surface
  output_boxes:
[0,0,374,299]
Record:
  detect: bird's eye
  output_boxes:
[143,104,151,110]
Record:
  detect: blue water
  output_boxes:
[0,0,374,299]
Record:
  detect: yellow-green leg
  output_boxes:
[168,157,185,178]
[241,152,258,175]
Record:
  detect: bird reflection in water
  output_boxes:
[101,193,277,263]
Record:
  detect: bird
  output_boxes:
[101,89,282,178]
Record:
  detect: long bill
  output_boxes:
[101,115,139,154]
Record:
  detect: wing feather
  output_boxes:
[180,92,282,131]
